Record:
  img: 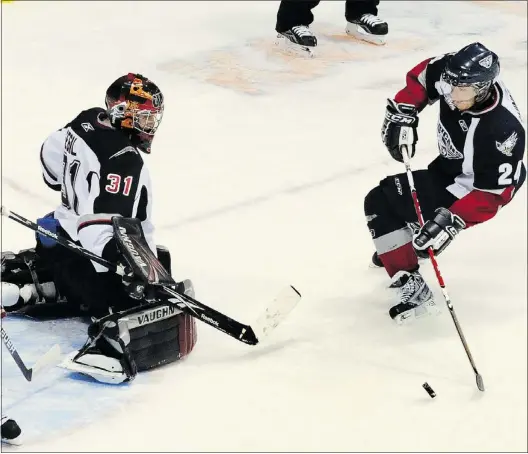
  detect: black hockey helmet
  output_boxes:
[441,42,500,105]
[105,73,164,154]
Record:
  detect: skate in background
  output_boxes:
[275,0,388,57]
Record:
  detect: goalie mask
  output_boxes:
[105,73,164,154]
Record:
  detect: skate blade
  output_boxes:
[275,35,316,58]
[344,26,386,46]
[393,300,441,325]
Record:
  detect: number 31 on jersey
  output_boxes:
[105,174,134,196]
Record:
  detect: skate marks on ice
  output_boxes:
[0,317,140,447]
[158,158,395,231]
[2,175,56,207]
[157,23,434,96]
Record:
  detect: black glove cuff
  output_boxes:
[102,237,120,264]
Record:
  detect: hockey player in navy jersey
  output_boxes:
[365,42,526,323]
[1,73,197,383]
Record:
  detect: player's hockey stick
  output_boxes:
[400,145,484,392]
[1,206,301,346]
[1,323,61,382]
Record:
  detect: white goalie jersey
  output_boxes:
[40,107,156,271]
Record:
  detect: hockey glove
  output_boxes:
[412,208,466,256]
[102,237,146,300]
[381,99,419,162]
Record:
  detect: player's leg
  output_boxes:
[2,214,143,318]
[59,241,197,384]
[364,170,456,322]
[345,0,388,44]
[275,0,319,55]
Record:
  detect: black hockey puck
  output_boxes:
[1,418,21,441]
[422,382,436,398]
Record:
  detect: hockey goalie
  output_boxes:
[1,73,197,384]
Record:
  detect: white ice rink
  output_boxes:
[1,1,527,452]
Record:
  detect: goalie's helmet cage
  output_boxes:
[105,73,164,154]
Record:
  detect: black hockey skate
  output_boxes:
[1,416,22,445]
[276,25,317,57]
[389,269,439,324]
[346,13,388,45]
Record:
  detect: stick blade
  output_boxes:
[251,285,301,342]
[476,373,485,392]
[31,344,62,378]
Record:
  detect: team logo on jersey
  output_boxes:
[496,131,518,157]
[109,146,138,159]
[81,122,94,132]
[437,122,463,159]
[479,55,493,69]
[458,120,468,132]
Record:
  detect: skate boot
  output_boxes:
[346,13,388,45]
[276,25,317,57]
[1,416,22,445]
[389,269,439,323]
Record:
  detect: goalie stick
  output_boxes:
[1,321,61,382]
[1,206,301,346]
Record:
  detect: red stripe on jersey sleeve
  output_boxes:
[449,187,515,228]
[394,58,432,111]
[77,218,113,233]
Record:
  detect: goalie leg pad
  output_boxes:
[61,296,197,383]
[124,298,196,370]
[60,351,130,384]
[60,315,138,383]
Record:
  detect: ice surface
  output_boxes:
[1,1,526,451]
